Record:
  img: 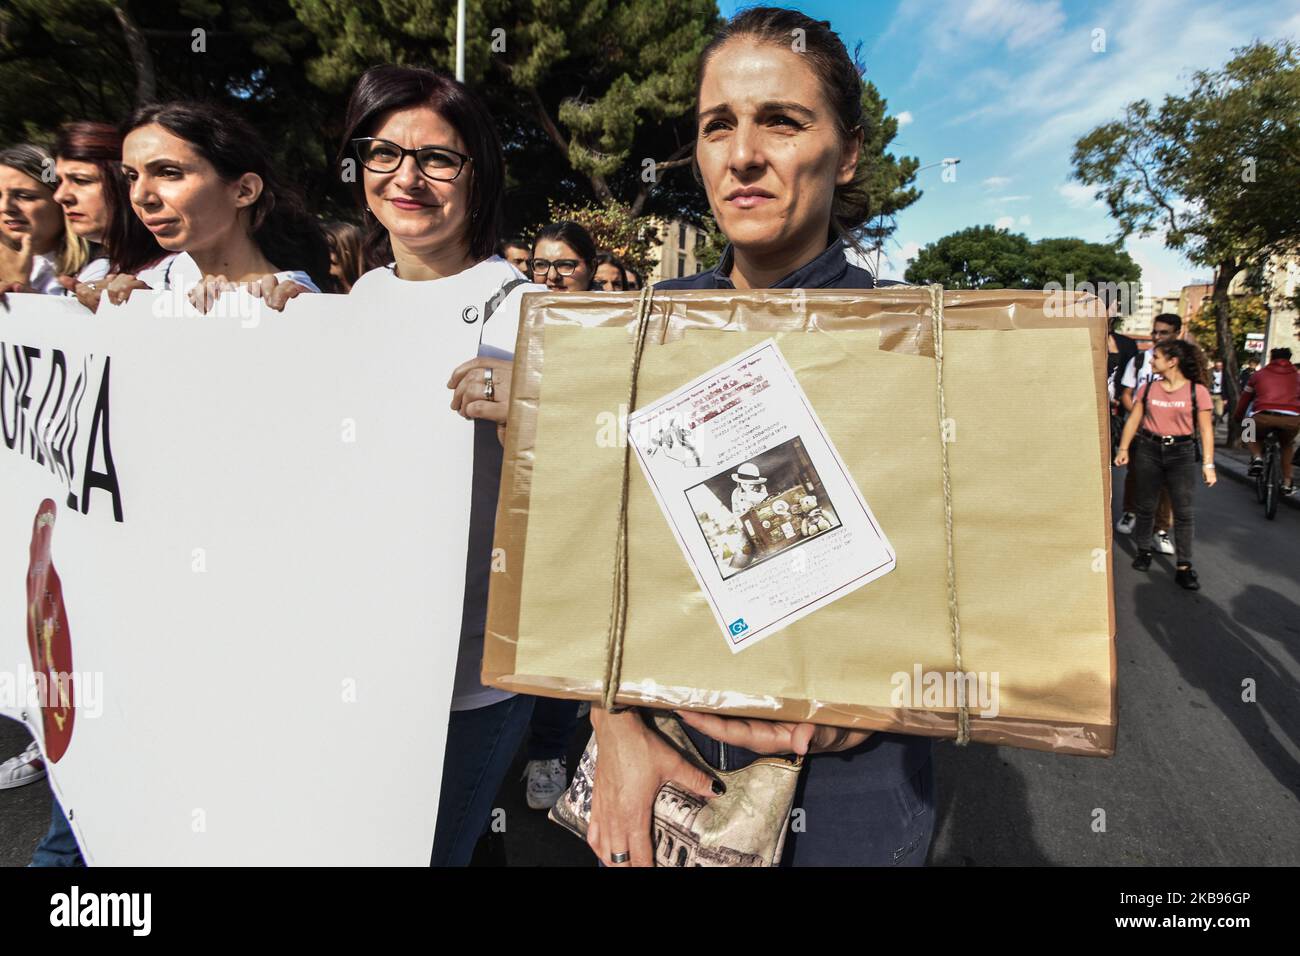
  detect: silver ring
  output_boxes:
[610,850,630,864]
[484,367,495,402]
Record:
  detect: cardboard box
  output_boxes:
[484,286,1116,756]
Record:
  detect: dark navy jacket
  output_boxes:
[658,237,933,794]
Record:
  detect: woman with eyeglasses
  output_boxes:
[511,218,603,813]
[530,220,596,292]
[585,7,935,869]
[340,64,546,866]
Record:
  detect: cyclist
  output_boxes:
[1237,347,1300,497]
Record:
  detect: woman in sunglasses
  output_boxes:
[340,64,545,867]
[529,221,596,292]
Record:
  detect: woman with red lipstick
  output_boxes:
[586,8,934,868]
[117,101,329,311]
[52,121,172,311]
[0,144,91,295]
[339,64,545,866]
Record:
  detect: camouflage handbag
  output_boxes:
[549,711,804,867]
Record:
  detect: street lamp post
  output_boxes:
[456,0,466,82]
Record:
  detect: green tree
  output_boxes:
[292,0,720,228]
[905,226,1139,292]
[1187,294,1268,361]
[0,1,342,208]
[904,225,1034,288]
[852,79,922,259]
[1072,40,1300,443]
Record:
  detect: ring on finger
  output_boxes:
[483,367,495,402]
[610,850,630,864]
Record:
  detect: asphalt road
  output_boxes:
[3,455,1297,867]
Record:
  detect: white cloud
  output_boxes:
[896,111,914,127]
[1019,215,1032,225]
[995,195,1032,202]
[961,0,1067,51]
[982,176,1012,190]
[995,216,1016,230]
[1058,182,1102,208]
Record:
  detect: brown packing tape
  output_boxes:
[484,287,1117,756]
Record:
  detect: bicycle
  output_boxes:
[1255,427,1284,520]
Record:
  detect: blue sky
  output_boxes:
[718,0,1300,291]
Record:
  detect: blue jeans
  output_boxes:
[30,795,84,867]
[682,723,935,866]
[526,697,582,761]
[430,694,535,866]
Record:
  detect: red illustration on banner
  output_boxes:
[26,500,75,762]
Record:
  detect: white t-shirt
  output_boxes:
[140,252,321,293]
[1121,351,1159,393]
[28,253,63,295]
[52,255,112,304]
[351,255,544,711]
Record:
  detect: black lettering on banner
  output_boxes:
[32,347,66,469]
[79,355,123,521]
[0,342,15,449]
[43,350,71,488]
[18,345,38,459]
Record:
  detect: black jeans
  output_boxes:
[1132,436,1198,565]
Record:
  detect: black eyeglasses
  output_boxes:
[530,259,581,277]
[351,138,471,181]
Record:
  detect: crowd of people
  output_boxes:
[5,0,1292,869]
[0,6,938,869]
[1108,308,1300,589]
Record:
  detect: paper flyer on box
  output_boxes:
[628,338,895,652]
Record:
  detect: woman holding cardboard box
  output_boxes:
[587,7,935,868]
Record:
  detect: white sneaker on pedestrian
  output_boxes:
[0,741,45,790]
[524,757,567,810]
[1154,531,1176,555]
[1116,512,1137,534]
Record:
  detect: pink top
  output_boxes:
[1142,381,1211,436]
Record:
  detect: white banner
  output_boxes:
[1,289,474,865]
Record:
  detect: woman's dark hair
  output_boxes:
[124,101,331,287]
[338,65,504,270]
[694,7,871,242]
[1155,340,1210,388]
[54,121,165,275]
[322,220,364,292]
[533,220,597,264]
[592,251,627,289]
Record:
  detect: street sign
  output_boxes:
[1245,333,1266,353]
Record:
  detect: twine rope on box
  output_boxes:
[929,283,971,745]
[602,284,972,744]
[602,283,655,709]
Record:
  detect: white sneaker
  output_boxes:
[1154,531,1176,555]
[1116,512,1137,534]
[0,741,46,790]
[524,757,567,810]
